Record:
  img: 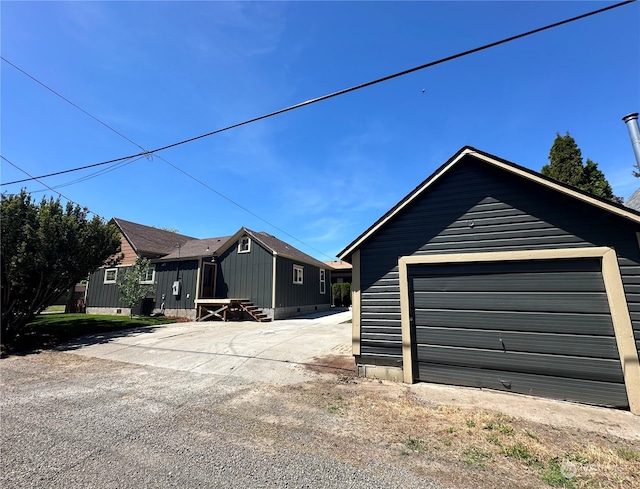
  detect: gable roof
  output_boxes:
[338,146,640,261]
[216,227,329,269]
[159,235,232,260]
[112,217,195,257]
[324,260,352,270]
[626,188,640,211]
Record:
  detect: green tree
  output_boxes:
[1,190,122,345]
[541,133,619,202]
[581,158,615,201]
[542,133,584,188]
[118,256,154,318]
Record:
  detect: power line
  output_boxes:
[2,0,634,186]
[0,57,148,154]
[0,64,336,260]
[1,155,104,218]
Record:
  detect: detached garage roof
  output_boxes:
[339,146,640,261]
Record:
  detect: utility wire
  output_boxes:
[1,57,148,154]
[1,155,104,218]
[0,64,336,260]
[2,0,635,186]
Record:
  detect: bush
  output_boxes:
[332,283,343,307]
[341,283,352,307]
[332,282,351,307]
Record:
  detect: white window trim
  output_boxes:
[238,236,251,254]
[140,265,155,284]
[319,269,326,294]
[293,265,304,285]
[104,268,118,284]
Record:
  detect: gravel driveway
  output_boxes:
[1,311,445,489]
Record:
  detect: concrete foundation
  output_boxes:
[86,306,131,316]
[273,303,331,320]
[357,363,404,382]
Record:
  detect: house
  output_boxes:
[338,146,640,414]
[324,261,352,284]
[85,219,331,321]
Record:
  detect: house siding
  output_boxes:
[86,267,128,310]
[274,256,331,310]
[216,239,273,308]
[358,158,640,364]
[152,260,199,313]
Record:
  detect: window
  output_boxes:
[238,236,251,253]
[104,268,118,284]
[319,269,326,294]
[140,265,155,284]
[293,265,304,285]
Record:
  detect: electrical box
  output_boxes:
[172,281,181,296]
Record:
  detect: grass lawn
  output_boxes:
[6,314,177,354]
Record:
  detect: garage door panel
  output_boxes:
[416,363,628,408]
[416,345,624,383]
[413,291,609,314]
[411,259,602,276]
[414,327,620,359]
[361,343,403,357]
[412,271,603,293]
[414,309,614,335]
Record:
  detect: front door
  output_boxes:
[201,263,217,298]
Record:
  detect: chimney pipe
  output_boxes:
[622,112,640,167]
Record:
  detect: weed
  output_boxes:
[443,439,452,447]
[466,419,476,428]
[483,422,496,430]
[541,458,576,488]
[447,426,456,434]
[497,424,515,435]
[463,445,493,468]
[328,405,341,414]
[486,433,500,445]
[502,442,540,467]
[405,437,427,453]
[616,447,640,461]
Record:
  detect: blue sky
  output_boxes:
[2,1,639,261]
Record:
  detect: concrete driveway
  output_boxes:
[60,309,353,385]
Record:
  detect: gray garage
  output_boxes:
[338,147,640,414]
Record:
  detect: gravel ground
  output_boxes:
[1,352,446,489]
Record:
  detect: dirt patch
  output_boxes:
[305,353,357,378]
[226,376,640,488]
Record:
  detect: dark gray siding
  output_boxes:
[86,267,127,308]
[153,260,199,310]
[358,157,640,365]
[274,256,331,308]
[216,239,273,308]
[409,258,628,407]
[87,261,199,312]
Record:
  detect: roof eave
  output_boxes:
[338,146,640,260]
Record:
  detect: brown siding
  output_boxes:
[119,235,137,266]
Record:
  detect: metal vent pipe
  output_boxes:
[622,112,640,167]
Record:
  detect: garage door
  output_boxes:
[408,258,628,408]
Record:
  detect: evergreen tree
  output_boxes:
[541,133,619,202]
[542,133,584,188]
[581,158,614,201]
